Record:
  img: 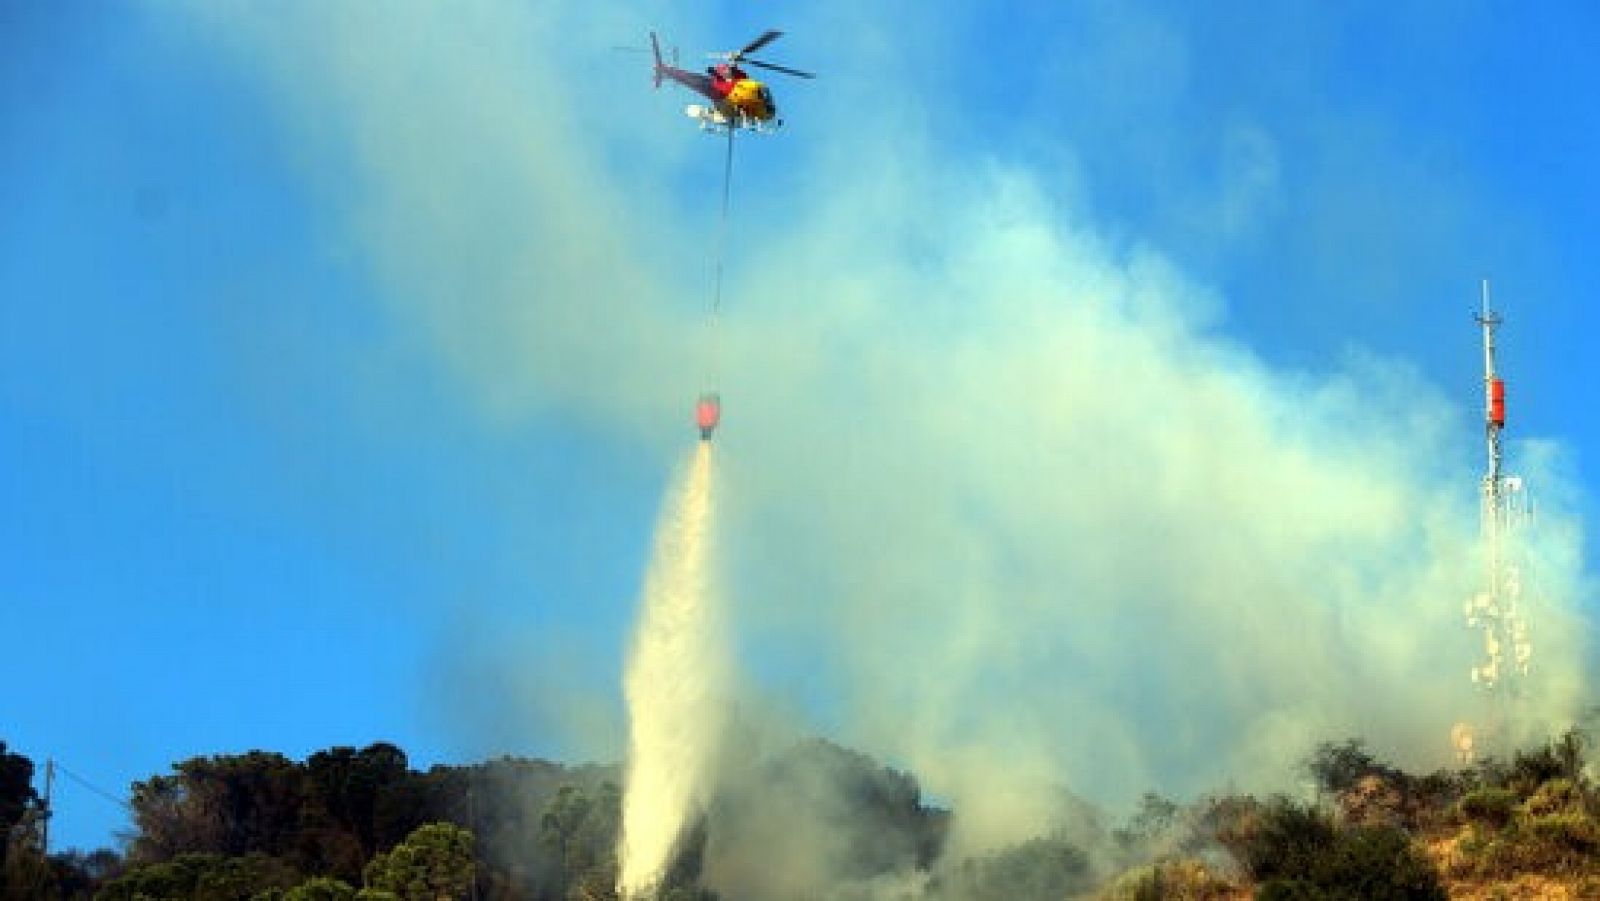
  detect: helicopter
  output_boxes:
[646,29,814,133]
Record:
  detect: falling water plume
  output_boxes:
[618,442,725,898]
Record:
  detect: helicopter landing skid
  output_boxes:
[685,104,781,135]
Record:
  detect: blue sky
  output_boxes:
[4,2,1599,852]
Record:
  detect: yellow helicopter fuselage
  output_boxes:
[721,78,776,121]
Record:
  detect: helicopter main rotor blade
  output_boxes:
[733,29,782,60]
[743,58,815,79]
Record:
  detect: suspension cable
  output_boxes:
[706,125,735,390]
[712,124,735,318]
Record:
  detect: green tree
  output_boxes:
[538,785,592,867]
[538,784,595,896]
[0,744,95,900]
[0,743,37,841]
[0,741,41,879]
[2,834,55,900]
[49,847,124,899]
[96,851,300,901]
[194,853,302,901]
[129,752,308,864]
[301,744,412,881]
[362,823,474,901]
[284,875,358,901]
[98,853,224,900]
[307,744,409,857]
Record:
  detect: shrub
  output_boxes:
[1256,879,1331,900]
[1219,797,1336,884]
[1337,775,1406,829]
[1459,809,1600,878]
[1467,834,1519,880]
[1456,788,1517,829]
[1212,799,1444,901]
[1310,741,1400,796]
[949,833,1092,901]
[1099,858,1235,901]
[1508,750,1568,796]
[1402,771,1466,831]
[1522,778,1585,817]
[1524,811,1600,858]
[1301,826,1446,901]
[1504,730,1588,797]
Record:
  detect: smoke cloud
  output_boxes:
[175,0,1591,888]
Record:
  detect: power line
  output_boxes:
[53,761,132,813]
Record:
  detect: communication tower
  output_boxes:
[1457,281,1534,760]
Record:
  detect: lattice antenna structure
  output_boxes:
[1461,281,1534,739]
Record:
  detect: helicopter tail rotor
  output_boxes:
[650,31,664,88]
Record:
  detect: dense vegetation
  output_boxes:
[5,731,1599,900]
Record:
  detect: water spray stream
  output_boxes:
[618,443,724,898]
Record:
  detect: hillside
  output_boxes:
[4,732,1600,899]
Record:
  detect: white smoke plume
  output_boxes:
[174,0,1592,885]
[618,443,726,897]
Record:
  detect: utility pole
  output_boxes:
[468,773,481,901]
[41,758,54,855]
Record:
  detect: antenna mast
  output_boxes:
[1478,280,1505,545]
[1459,281,1533,760]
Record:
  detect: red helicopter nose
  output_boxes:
[695,392,721,440]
